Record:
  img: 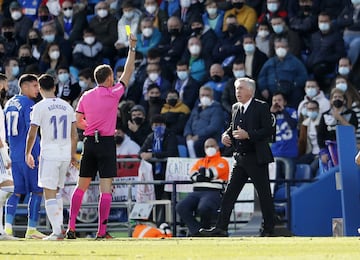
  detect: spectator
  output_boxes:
[136,17,162,57]
[38,42,68,73]
[160,89,190,136]
[0,18,20,58]
[306,12,346,92]
[142,0,168,33]
[297,100,322,177]
[184,86,225,158]
[203,63,228,102]
[142,84,166,122]
[270,92,298,180]
[33,4,55,32]
[127,104,152,146]
[55,65,81,105]
[173,60,201,110]
[26,28,43,61]
[114,0,142,59]
[336,57,360,89]
[9,1,33,45]
[223,0,257,33]
[3,57,20,99]
[173,0,203,35]
[202,0,225,38]
[18,45,38,75]
[55,0,88,45]
[258,0,288,24]
[176,138,229,236]
[139,114,178,203]
[160,0,180,17]
[72,28,103,71]
[255,21,271,57]
[72,68,96,111]
[257,37,307,108]
[0,43,5,73]
[89,1,118,64]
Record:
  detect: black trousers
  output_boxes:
[216,152,275,231]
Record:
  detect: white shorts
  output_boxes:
[0,161,13,184]
[38,158,70,190]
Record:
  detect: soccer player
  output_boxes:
[0,74,17,240]
[65,33,137,239]
[4,74,45,239]
[25,74,78,240]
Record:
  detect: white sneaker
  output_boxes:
[0,233,19,240]
[42,233,64,241]
[25,229,47,239]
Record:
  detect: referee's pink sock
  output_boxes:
[98,193,112,236]
[68,188,85,230]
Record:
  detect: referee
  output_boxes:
[66,33,137,239]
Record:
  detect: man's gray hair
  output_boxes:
[234,77,256,94]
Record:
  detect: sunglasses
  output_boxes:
[63,7,73,11]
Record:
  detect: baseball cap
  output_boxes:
[9,1,21,9]
[130,104,146,115]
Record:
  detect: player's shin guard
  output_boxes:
[28,193,42,228]
[98,193,112,236]
[68,188,85,230]
[5,193,20,225]
[45,199,61,235]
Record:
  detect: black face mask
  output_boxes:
[0,52,4,59]
[168,28,180,36]
[20,56,31,65]
[133,117,144,125]
[211,75,222,82]
[39,15,49,22]
[227,24,237,33]
[233,2,244,9]
[3,31,13,40]
[167,98,177,107]
[149,96,161,104]
[192,27,203,36]
[333,99,344,108]
[0,88,6,99]
[29,38,39,45]
[301,5,312,13]
[115,135,124,144]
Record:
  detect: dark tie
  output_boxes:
[240,106,244,115]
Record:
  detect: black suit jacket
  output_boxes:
[224,98,274,164]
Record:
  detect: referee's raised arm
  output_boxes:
[119,33,137,87]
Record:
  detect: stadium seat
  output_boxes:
[177,145,188,157]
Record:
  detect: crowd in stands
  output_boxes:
[1,0,360,189]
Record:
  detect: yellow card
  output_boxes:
[125,25,131,36]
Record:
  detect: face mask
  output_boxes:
[227,23,237,33]
[49,50,60,60]
[233,70,245,78]
[257,30,269,38]
[3,31,13,40]
[319,22,330,32]
[177,71,188,81]
[275,47,287,58]
[20,56,31,65]
[333,99,344,108]
[267,3,278,12]
[11,11,22,21]
[233,2,244,9]
[205,147,217,157]
[352,0,360,5]
[153,125,166,136]
[29,38,39,45]
[180,0,191,8]
[338,66,350,76]
[189,45,201,55]
[149,96,161,103]
[84,36,95,45]
[47,0,60,16]
[142,28,153,38]
[115,135,124,145]
[123,11,134,19]
[207,7,217,16]
[301,5,312,13]
[305,87,317,98]
[211,75,222,82]
[307,111,319,120]
[97,9,108,18]
[244,43,255,53]
[272,24,284,34]
[12,66,19,77]
[110,1,117,10]
[43,34,55,43]
[79,80,88,91]
[58,73,69,83]
[63,9,73,18]
[133,117,144,125]
[200,96,212,106]
[167,98,178,107]
[192,27,203,36]
[168,28,180,36]
[336,82,348,92]
[145,5,157,14]
[148,72,159,82]
[301,107,307,116]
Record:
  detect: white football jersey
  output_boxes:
[31,98,76,160]
[0,105,6,145]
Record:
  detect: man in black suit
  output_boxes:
[199,77,276,237]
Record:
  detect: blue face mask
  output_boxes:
[336,82,348,92]
[272,24,284,34]
[307,111,319,120]
[58,73,69,83]
[243,43,255,53]
[43,34,55,43]
[153,125,166,137]
[305,88,317,98]
[12,66,19,77]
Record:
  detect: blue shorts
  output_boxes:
[12,161,43,194]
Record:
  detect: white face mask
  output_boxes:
[205,147,217,157]
[123,11,134,19]
[63,9,73,18]
[267,3,278,12]
[189,45,201,55]
[207,7,217,16]
[338,66,350,76]
[200,96,212,106]
[177,71,189,81]
[142,28,153,38]
[275,47,287,58]
[97,9,108,18]
[148,72,159,82]
[318,22,330,32]
[336,82,348,92]
[11,11,22,21]
[180,0,191,8]
[47,0,61,16]
[49,50,60,60]
[84,36,95,45]
[257,30,269,38]
[145,5,157,14]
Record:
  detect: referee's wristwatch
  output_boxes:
[130,46,136,52]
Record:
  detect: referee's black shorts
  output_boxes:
[79,136,117,179]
